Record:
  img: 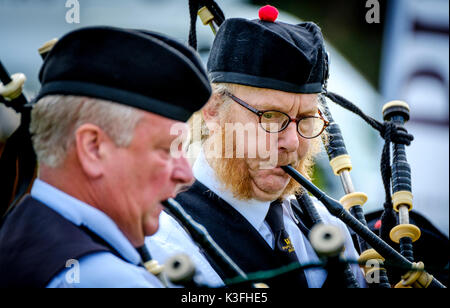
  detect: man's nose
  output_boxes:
[171,155,194,188]
[278,122,299,153]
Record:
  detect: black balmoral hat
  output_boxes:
[36,26,211,122]
[207,5,328,94]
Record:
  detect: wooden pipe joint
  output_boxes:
[329,154,352,175]
[358,248,385,274]
[395,262,433,288]
[339,192,368,211]
[198,6,214,25]
[392,191,413,212]
[0,73,26,100]
[144,259,164,275]
[390,224,421,243]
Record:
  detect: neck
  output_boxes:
[40,165,144,248]
[39,164,99,207]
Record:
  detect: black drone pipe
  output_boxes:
[0,61,35,219]
[382,102,416,262]
[280,165,446,288]
[319,94,391,288]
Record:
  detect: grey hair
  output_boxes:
[210,82,236,114]
[187,83,235,144]
[30,95,144,167]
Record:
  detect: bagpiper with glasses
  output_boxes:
[147,5,366,287]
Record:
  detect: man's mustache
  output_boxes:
[255,155,299,167]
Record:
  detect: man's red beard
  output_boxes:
[206,125,321,201]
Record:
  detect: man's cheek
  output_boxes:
[298,140,310,158]
[150,167,173,191]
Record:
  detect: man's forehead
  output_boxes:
[234,86,318,112]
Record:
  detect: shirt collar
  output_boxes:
[30,179,141,265]
[193,150,272,231]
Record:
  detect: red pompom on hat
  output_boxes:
[374,219,382,230]
[258,5,279,22]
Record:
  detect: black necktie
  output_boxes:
[265,200,308,287]
[265,200,299,265]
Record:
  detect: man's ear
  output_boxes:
[74,123,111,179]
[202,93,222,133]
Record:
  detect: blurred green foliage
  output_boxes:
[311,164,327,191]
[250,0,387,90]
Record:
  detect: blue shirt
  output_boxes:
[30,179,163,288]
[148,151,366,287]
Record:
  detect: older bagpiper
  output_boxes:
[0,26,211,287]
